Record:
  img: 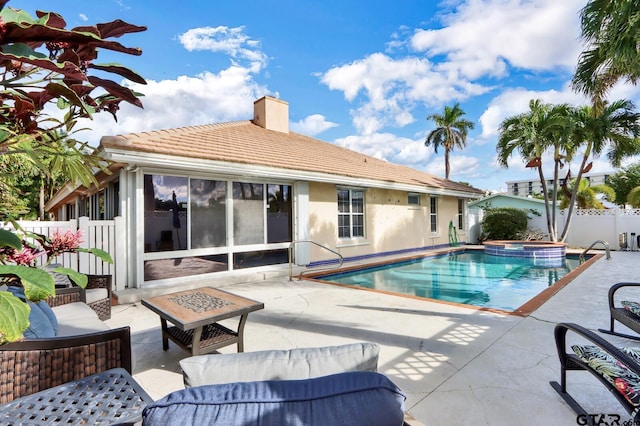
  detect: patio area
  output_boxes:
[105,250,638,425]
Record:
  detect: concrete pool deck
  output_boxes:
[106,248,638,425]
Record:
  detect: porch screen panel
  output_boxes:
[233,182,264,245]
[267,184,292,243]
[191,179,227,248]
[143,174,188,252]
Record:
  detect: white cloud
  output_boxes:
[178,26,267,72]
[73,66,269,144]
[79,13,88,22]
[411,0,584,79]
[291,114,338,136]
[334,132,430,166]
[424,154,481,181]
[477,85,588,140]
[321,53,490,134]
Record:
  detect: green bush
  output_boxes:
[480,207,528,241]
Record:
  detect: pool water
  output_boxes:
[317,250,583,311]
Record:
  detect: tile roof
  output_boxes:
[101,120,484,195]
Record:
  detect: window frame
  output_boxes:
[430,196,438,234]
[408,193,420,206]
[337,188,365,239]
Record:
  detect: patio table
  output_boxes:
[0,368,153,425]
[141,286,264,356]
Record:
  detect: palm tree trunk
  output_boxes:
[560,142,593,241]
[537,166,555,241]
[444,149,450,179]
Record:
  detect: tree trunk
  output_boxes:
[39,179,45,221]
[560,143,593,241]
[444,149,450,179]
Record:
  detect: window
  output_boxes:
[338,189,365,238]
[513,183,519,195]
[458,199,464,230]
[528,181,533,195]
[267,184,292,243]
[408,193,420,205]
[191,179,226,248]
[430,197,438,233]
[144,175,188,252]
[142,174,293,281]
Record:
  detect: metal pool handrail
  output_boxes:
[580,240,611,263]
[288,240,344,281]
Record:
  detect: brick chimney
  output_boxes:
[253,96,289,133]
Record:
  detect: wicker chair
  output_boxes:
[72,274,112,321]
[550,322,640,422]
[0,287,131,404]
[598,282,640,340]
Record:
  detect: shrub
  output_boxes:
[480,207,528,241]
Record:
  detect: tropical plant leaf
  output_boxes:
[87,76,143,107]
[89,63,147,84]
[76,247,113,263]
[52,266,86,289]
[0,291,30,345]
[0,44,87,81]
[0,265,54,301]
[0,229,23,250]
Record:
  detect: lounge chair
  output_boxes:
[599,282,640,340]
[550,322,640,421]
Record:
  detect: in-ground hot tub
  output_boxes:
[484,240,567,261]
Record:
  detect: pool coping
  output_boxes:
[302,246,603,317]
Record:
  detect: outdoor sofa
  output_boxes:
[0,286,131,404]
[143,342,417,425]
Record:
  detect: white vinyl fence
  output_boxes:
[10,216,126,290]
[469,208,640,250]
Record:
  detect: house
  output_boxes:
[46,96,484,291]
[467,193,553,243]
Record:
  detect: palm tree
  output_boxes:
[627,186,640,207]
[559,178,615,209]
[497,100,573,241]
[573,0,640,105]
[425,103,475,179]
[560,99,640,240]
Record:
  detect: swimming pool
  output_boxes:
[313,250,588,313]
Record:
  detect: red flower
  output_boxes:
[6,246,42,266]
[44,229,83,257]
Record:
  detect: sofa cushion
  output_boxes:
[572,344,640,408]
[6,285,58,338]
[622,301,640,317]
[85,288,108,304]
[53,302,110,336]
[142,371,406,426]
[180,342,379,387]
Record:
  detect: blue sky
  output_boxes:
[9,0,640,192]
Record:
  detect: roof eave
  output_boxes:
[103,148,483,198]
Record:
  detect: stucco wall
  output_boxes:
[307,182,466,262]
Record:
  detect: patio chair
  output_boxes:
[599,282,640,340]
[550,322,640,421]
[0,286,131,404]
[76,274,113,321]
[47,266,112,320]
